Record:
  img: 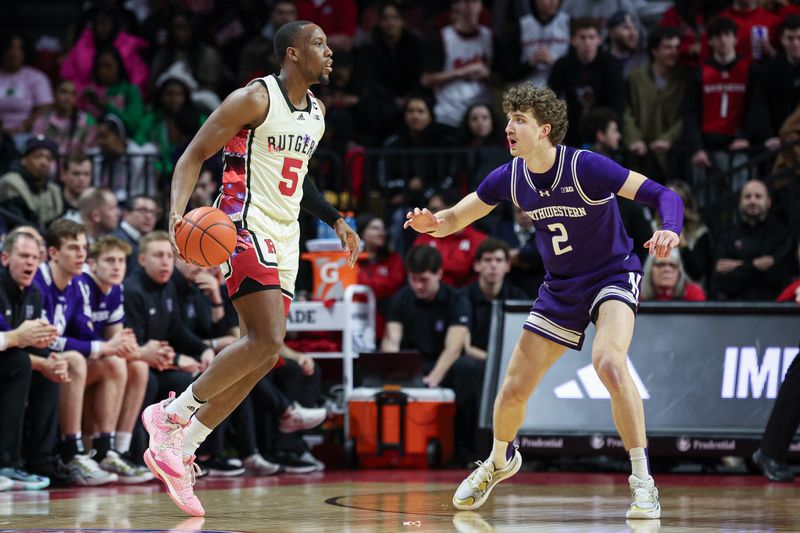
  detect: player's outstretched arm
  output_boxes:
[169,84,270,256]
[403,192,494,238]
[617,170,684,259]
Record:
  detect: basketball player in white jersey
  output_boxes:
[140,21,360,516]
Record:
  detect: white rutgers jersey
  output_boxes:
[218,75,325,226]
[433,24,493,127]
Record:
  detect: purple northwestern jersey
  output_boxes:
[77,272,124,335]
[34,263,98,357]
[477,146,642,278]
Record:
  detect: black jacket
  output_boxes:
[0,266,46,358]
[172,271,229,340]
[548,49,625,146]
[466,280,529,351]
[711,215,797,300]
[745,52,800,142]
[356,27,424,99]
[123,269,207,358]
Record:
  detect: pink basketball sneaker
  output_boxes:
[142,392,186,477]
[145,453,205,517]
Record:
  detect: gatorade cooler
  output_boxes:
[346,387,455,468]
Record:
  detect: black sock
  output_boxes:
[60,434,84,464]
[92,433,115,461]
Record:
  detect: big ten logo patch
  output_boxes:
[264,239,276,255]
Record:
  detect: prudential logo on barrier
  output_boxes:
[553,357,650,399]
[721,346,799,399]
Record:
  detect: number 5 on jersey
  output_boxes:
[279,157,303,196]
[547,222,573,255]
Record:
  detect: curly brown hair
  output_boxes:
[502,84,568,145]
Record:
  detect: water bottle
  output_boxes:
[751,25,767,61]
[316,218,338,239]
[316,211,357,239]
[343,211,357,232]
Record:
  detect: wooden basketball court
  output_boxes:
[1,470,798,532]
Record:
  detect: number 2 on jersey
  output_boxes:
[547,223,573,255]
[279,157,302,196]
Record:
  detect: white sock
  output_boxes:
[115,432,132,454]
[166,384,206,425]
[630,447,651,480]
[182,418,213,459]
[490,438,514,469]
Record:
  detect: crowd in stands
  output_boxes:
[1,0,800,487]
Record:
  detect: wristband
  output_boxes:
[0,332,7,351]
[90,340,104,358]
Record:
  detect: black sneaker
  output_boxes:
[270,451,318,474]
[120,451,145,467]
[198,456,245,477]
[27,462,74,487]
[751,449,795,482]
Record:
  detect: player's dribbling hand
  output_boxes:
[168,211,191,263]
[334,218,360,268]
[403,208,444,235]
[644,230,680,258]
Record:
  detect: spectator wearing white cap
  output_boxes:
[88,115,157,203]
[135,65,207,177]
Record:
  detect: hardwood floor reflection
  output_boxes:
[1,471,798,532]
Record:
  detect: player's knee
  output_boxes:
[498,378,529,406]
[104,355,127,383]
[592,353,625,391]
[127,360,149,384]
[247,330,283,361]
[64,351,87,378]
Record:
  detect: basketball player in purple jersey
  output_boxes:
[405,85,683,519]
[139,21,359,516]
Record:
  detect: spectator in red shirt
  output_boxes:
[719,0,783,62]
[684,16,751,198]
[413,190,487,288]
[296,0,358,52]
[641,249,707,302]
[356,213,404,340]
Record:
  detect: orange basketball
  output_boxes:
[175,207,237,267]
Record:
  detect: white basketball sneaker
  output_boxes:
[626,475,661,519]
[452,449,522,510]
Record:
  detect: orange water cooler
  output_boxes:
[346,387,455,468]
